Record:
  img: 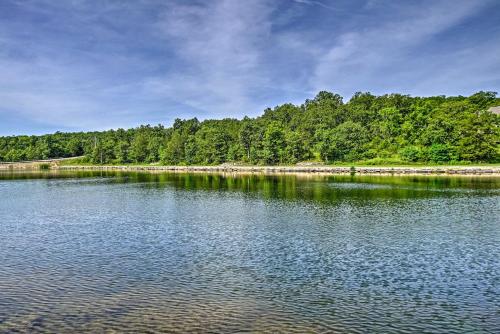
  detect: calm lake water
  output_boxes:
[0,171,499,333]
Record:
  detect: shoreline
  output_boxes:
[1,163,498,176]
[1,160,500,176]
[57,165,500,176]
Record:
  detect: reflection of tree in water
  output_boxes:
[1,171,498,204]
[131,172,499,202]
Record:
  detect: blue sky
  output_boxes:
[1,0,499,135]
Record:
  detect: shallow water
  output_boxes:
[0,171,499,333]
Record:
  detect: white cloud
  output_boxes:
[311,0,496,96]
[0,48,153,130]
[409,42,500,95]
[0,0,499,134]
[292,0,336,10]
[0,0,290,132]
[149,0,277,118]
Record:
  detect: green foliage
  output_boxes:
[284,131,309,163]
[0,91,499,165]
[400,146,421,162]
[361,157,405,165]
[263,122,285,164]
[428,144,458,163]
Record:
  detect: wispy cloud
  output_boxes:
[148,0,276,118]
[0,1,176,132]
[0,0,499,135]
[311,0,497,96]
[292,0,336,10]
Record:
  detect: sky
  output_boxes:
[0,0,499,135]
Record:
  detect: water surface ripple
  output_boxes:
[0,172,499,333]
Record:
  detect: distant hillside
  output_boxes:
[1,91,499,165]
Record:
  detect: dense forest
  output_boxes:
[1,91,499,165]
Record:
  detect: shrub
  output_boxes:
[362,157,405,165]
[400,146,421,162]
[429,144,458,163]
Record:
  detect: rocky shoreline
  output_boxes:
[52,165,500,175]
[1,160,499,175]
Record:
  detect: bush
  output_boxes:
[400,146,421,162]
[362,157,405,165]
[429,144,458,163]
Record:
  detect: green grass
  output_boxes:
[57,158,500,169]
[53,153,500,169]
[327,162,500,168]
[58,158,160,167]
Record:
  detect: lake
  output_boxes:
[0,171,499,333]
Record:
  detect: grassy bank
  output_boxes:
[53,164,500,176]
[2,157,499,175]
[56,157,500,168]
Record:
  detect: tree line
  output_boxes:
[1,91,499,165]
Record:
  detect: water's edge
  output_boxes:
[57,165,500,176]
[1,160,500,175]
